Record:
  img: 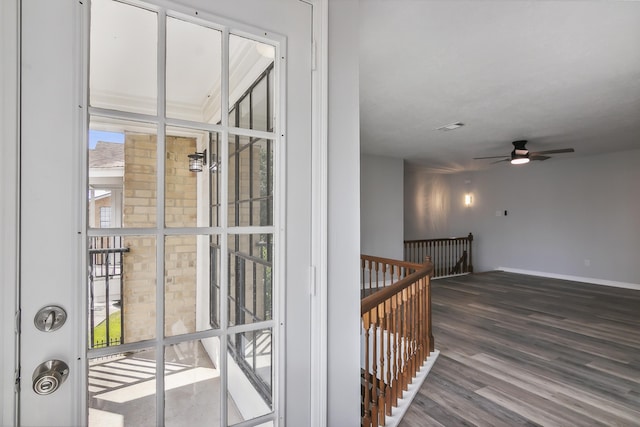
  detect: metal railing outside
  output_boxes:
[89,236,129,349]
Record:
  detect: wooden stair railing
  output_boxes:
[361,255,423,298]
[361,256,434,427]
[404,233,473,278]
[449,250,467,275]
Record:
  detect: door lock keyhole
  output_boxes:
[34,305,67,332]
[32,360,69,395]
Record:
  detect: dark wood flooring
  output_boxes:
[399,271,640,427]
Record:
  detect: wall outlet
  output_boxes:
[584,259,591,267]
[495,210,502,217]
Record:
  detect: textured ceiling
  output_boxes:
[359,1,640,172]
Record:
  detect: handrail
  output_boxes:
[404,232,473,278]
[361,254,424,271]
[361,263,432,315]
[88,247,130,254]
[361,254,423,298]
[361,257,434,427]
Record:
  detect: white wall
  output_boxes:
[327,0,361,424]
[405,149,640,287]
[360,154,403,259]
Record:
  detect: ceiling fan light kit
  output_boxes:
[511,156,530,165]
[474,140,575,166]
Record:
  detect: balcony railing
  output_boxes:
[88,236,129,349]
[404,233,473,278]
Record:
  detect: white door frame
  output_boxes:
[306,1,328,426]
[1,0,20,425]
[1,0,329,425]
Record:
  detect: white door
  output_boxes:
[19,0,315,425]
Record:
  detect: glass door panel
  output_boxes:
[229,34,275,131]
[164,127,220,228]
[87,2,282,426]
[226,328,273,424]
[164,234,219,336]
[228,233,273,327]
[88,117,158,229]
[166,17,222,123]
[164,340,221,426]
[88,347,158,427]
[90,0,158,115]
[228,134,274,227]
[88,235,158,349]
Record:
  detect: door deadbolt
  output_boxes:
[34,305,67,332]
[32,360,69,395]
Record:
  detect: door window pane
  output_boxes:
[229,34,274,131]
[165,127,220,228]
[88,348,157,426]
[165,235,218,336]
[166,17,222,123]
[251,77,268,132]
[165,339,221,426]
[89,117,157,229]
[228,234,273,327]
[228,134,273,227]
[227,328,273,424]
[90,0,157,115]
[88,235,157,349]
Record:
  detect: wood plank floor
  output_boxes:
[399,271,640,427]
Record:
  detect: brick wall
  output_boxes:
[122,132,198,343]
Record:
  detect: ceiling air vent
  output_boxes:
[436,122,464,131]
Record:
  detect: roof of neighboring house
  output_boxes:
[89,141,124,168]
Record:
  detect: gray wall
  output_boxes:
[328,0,361,424]
[405,149,640,286]
[404,164,455,239]
[360,154,404,259]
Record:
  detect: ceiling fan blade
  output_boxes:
[530,155,551,161]
[473,155,510,160]
[490,158,510,164]
[530,148,575,155]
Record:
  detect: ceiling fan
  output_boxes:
[474,140,575,165]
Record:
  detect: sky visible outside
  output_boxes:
[89,130,124,149]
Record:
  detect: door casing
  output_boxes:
[1,0,20,425]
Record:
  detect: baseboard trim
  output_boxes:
[385,349,440,427]
[497,267,640,291]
